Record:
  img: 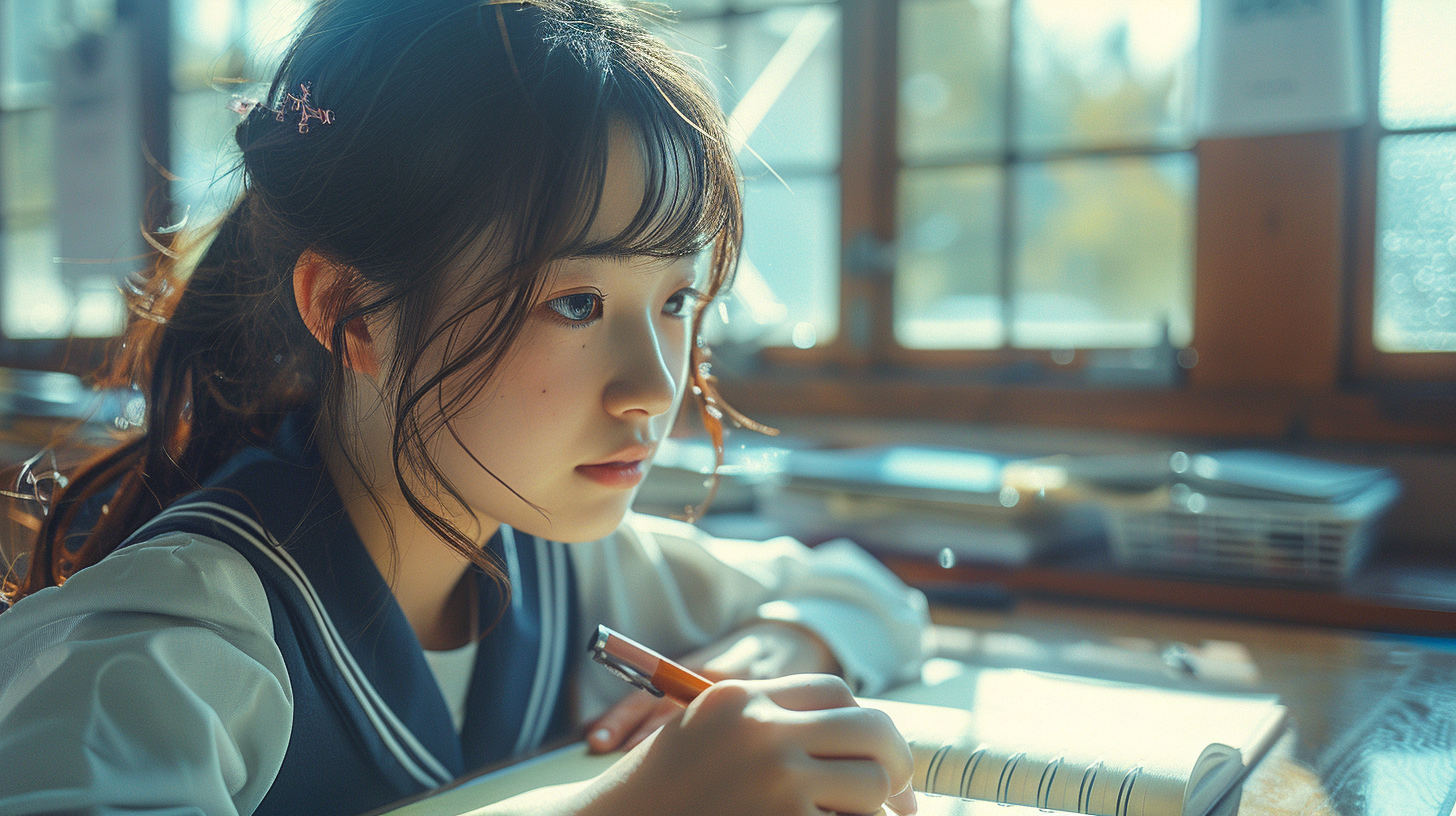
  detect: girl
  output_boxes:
[0,1,928,815]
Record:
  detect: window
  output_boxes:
[1369,0,1456,355]
[1,0,132,340]
[896,0,1198,353]
[171,0,313,227]
[652,0,843,350]
[2,0,1453,442]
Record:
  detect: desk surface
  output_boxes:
[928,599,1456,816]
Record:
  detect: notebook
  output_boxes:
[374,660,1286,816]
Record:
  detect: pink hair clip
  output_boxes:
[278,82,335,133]
[227,82,335,134]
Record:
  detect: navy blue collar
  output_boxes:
[134,408,577,783]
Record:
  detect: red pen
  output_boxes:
[589,624,713,705]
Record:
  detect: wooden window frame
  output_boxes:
[717,0,1456,446]
[3,0,1453,446]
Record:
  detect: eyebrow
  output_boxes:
[557,243,700,262]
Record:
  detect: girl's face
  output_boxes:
[423,127,703,543]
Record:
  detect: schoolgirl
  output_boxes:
[0,1,928,814]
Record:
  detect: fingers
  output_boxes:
[790,705,914,801]
[588,689,676,754]
[801,756,893,815]
[620,699,681,752]
[710,679,915,815]
[886,780,918,815]
[752,673,858,712]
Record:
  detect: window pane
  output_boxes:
[895,165,1003,348]
[898,0,1007,163]
[1374,133,1456,352]
[737,174,839,347]
[1011,153,1194,348]
[1381,0,1456,130]
[728,5,840,174]
[1,107,71,339]
[1014,0,1197,153]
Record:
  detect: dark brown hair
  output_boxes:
[4,0,761,606]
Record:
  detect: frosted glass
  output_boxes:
[1014,0,1197,153]
[899,0,1007,163]
[1380,0,1456,130]
[1011,153,1194,349]
[895,166,1004,349]
[1374,133,1456,352]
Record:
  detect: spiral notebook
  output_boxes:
[375,660,1286,816]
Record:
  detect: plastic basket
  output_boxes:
[1103,478,1400,585]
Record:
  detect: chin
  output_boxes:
[510,494,635,544]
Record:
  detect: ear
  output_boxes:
[292,250,381,379]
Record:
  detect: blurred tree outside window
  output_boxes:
[896,0,1198,352]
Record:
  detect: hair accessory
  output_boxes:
[226,82,335,134]
[279,82,335,133]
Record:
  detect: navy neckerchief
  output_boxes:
[120,410,577,816]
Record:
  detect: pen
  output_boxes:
[589,624,713,705]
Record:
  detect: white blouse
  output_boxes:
[423,640,479,733]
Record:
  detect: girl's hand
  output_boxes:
[586,621,841,754]
[584,674,916,816]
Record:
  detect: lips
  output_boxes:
[576,444,654,488]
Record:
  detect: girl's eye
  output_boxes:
[545,292,603,324]
[664,288,702,318]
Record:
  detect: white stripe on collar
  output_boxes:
[135,502,454,789]
[512,533,559,756]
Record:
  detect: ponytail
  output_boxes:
[2,193,320,606]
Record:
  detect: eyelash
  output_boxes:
[544,292,603,327]
[542,288,703,327]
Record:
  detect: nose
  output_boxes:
[602,313,679,420]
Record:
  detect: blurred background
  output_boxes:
[1,0,1455,626]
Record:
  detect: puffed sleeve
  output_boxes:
[571,512,929,720]
[0,532,293,816]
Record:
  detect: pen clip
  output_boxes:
[589,628,665,698]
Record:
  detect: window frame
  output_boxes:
[1,0,1453,446]
[724,0,1456,446]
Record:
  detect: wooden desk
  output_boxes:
[927,599,1456,816]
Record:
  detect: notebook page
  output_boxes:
[869,660,1285,816]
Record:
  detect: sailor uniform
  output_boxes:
[0,411,928,815]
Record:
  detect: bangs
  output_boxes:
[560,80,738,263]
